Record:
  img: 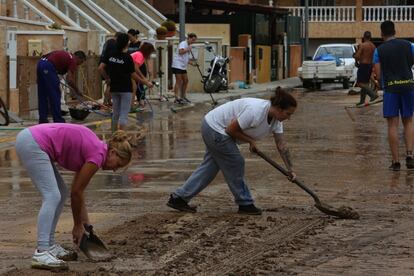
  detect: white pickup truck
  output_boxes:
[298,43,357,90]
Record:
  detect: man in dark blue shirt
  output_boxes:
[373,20,414,171]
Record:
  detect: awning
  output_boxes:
[191,0,289,15]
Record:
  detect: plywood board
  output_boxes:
[255,45,271,83]
[229,47,246,83]
[289,44,302,78]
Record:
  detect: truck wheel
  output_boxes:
[342,79,350,89]
[303,80,312,89]
[314,82,321,90]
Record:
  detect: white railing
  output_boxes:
[363,6,414,22]
[62,0,108,32]
[118,0,159,29]
[46,0,108,31]
[82,0,127,32]
[9,0,53,23]
[22,0,53,24]
[136,0,166,22]
[287,6,355,22]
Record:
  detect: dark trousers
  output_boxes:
[137,83,146,101]
[37,59,65,123]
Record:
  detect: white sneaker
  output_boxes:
[49,244,77,261]
[31,249,68,270]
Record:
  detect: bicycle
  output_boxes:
[0,96,10,126]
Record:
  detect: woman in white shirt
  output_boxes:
[167,87,297,215]
[171,33,197,104]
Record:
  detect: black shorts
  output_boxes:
[357,64,373,83]
[171,67,187,74]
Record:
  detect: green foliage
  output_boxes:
[161,20,176,32]
[49,22,62,30]
[156,26,168,35]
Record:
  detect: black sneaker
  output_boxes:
[406,156,414,169]
[182,97,192,104]
[389,161,401,171]
[174,98,185,105]
[167,194,197,213]
[369,95,379,102]
[238,204,262,215]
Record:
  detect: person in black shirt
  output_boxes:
[100,32,122,105]
[98,33,142,131]
[127,29,141,54]
[127,29,149,107]
[373,20,414,171]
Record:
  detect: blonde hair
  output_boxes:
[108,130,132,165]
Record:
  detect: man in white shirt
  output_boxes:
[171,33,197,104]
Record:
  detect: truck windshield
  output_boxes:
[315,46,353,59]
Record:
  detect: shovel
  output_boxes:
[256,151,359,219]
[344,98,383,122]
[79,224,112,261]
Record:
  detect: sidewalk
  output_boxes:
[186,77,301,104]
[0,77,301,149]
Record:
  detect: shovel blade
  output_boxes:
[315,202,360,219]
[80,232,112,261]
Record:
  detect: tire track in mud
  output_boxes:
[157,220,229,265]
[281,218,414,275]
[201,218,324,275]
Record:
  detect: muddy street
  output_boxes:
[1,88,414,275]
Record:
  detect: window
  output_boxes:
[314,46,354,59]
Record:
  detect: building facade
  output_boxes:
[278,0,414,54]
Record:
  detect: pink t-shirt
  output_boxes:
[131,51,145,66]
[29,123,108,172]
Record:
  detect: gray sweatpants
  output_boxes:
[174,119,254,205]
[15,129,68,250]
[111,92,132,129]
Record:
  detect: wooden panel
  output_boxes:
[229,47,246,83]
[77,56,103,100]
[289,44,302,78]
[238,34,251,47]
[17,56,39,118]
[274,44,284,80]
[255,45,271,83]
[16,56,102,118]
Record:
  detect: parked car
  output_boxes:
[298,43,357,90]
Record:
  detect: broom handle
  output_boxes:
[256,150,321,205]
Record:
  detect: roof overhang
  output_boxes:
[191,0,289,15]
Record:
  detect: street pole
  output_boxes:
[304,0,309,58]
[179,0,185,42]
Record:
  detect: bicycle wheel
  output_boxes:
[0,96,10,126]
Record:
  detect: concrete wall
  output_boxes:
[147,0,176,15]
[16,33,63,56]
[93,0,149,36]
[184,24,231,46]
[0,18,48,31]
[310,21,414,40]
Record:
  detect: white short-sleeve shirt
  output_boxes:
[172,40,189,70]
[204,98,283,142]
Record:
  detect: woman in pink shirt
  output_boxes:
[15,123,132,270]
[131,42,155,109]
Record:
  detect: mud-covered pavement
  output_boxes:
[1,88,414,275]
